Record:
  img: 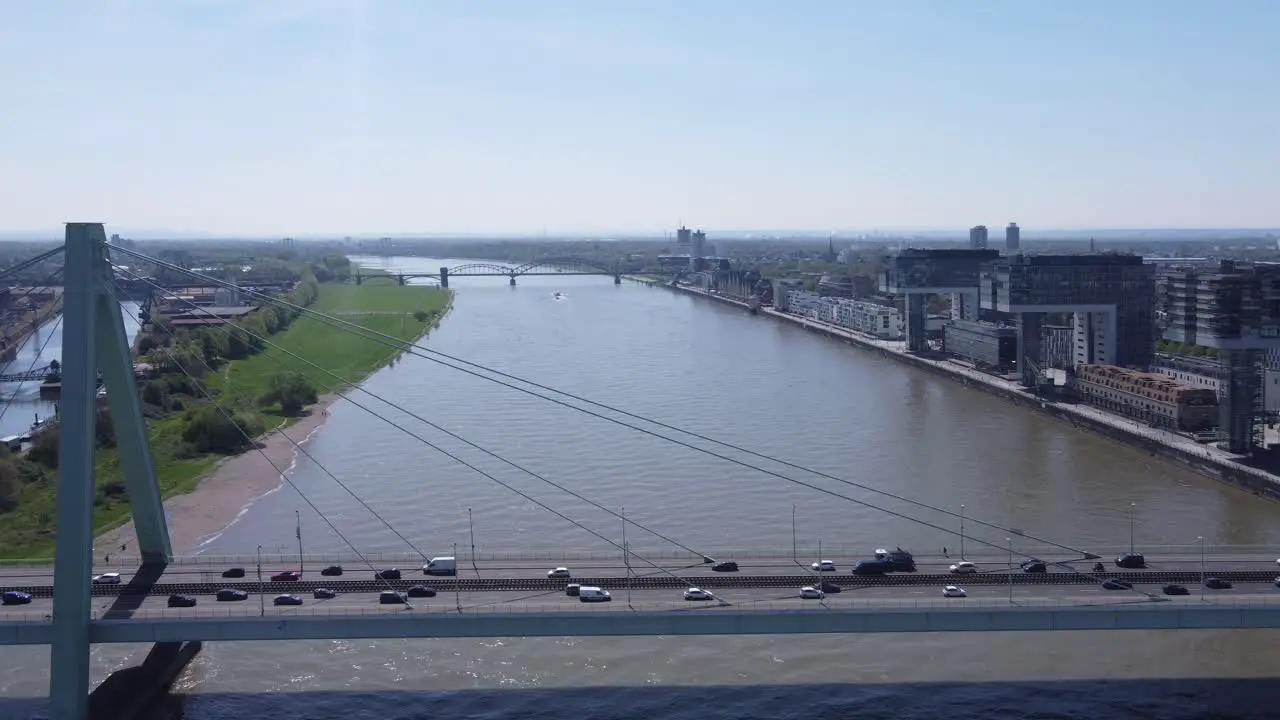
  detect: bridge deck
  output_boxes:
[4,582,1280,644]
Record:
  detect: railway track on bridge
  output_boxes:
[6,570,1279,599]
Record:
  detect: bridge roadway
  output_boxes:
[4,582,1279,623]
[2,553,1276,599]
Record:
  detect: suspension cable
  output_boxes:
[117,267,720,563]
[112,271,712,591]
[98,281,416,606]
[0,245,65,285]
[0,266,67,430]
[102,281,433,564]
[109,246,1097,561]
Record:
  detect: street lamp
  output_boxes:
[791,505,797,563]
[959,504,966,560]
[1128,502,1136,555]
[1006,537,1014,603]
[256,544,265,617]
[1198,536,1205,601]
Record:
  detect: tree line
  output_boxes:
[0,255,353,515]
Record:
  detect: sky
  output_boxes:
[1,0,1277,237]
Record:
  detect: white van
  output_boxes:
[423,557,457,576]
[577,586,611,603]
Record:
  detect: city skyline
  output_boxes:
[2,0,1277,235]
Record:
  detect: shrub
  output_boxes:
[260,372,319,416]
[28,428,59,468]
[181,404,265,454]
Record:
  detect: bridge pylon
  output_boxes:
[50,224,173,720]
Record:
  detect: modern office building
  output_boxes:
[1042,324,1074,369]
[943,320,1017,372]
[969,226,988,250]
[1005,223,1020,252]
[981,254,1156,387]
[676,226,692,246]
[1160,260,1280,452]
[880,248,1000,352]
[1075,364,1218,432]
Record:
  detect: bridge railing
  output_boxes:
[2,544,1275,569]
[7,594,1280,624]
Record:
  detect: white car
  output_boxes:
[92,572,121,585]
[547,567,571,579]
[943,585,967,598]
[800,586,825,600]
[949,561,978,574]
[811,560,836,572]
[683,588,713,601]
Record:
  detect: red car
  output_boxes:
[270,571,301,582]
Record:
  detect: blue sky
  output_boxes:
[1,0,1276,236]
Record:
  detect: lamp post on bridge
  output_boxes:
[257,544,265,618]
[959,504,966,561]
[1128,502,1136,555]
[1198,536,1205,602]
[1007,537,1014,604]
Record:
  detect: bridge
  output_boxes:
[0,361,57,383]
[354,257,624,287]
[6,225,1280,718]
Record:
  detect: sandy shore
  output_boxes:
[92,288,455,560]
[93,392,340,557]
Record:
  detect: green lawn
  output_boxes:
[218,283,451,399]
[0,282,452,559]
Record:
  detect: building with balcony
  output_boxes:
[1075,364,1217,432]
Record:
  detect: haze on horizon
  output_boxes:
[1,0,1276,237]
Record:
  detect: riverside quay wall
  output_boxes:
[663,282,1280,501]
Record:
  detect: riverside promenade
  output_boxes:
[662,282,1280,500]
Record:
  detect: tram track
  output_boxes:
[4,570,1278,599]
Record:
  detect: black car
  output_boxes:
[375,569,402,580]
[852,559,893,576]
[1115,553,1146,569]
[1102,579,1133,591]
[313,588,337,599]
[2,591,32,606]
[379,591,407,604]
[216,589,249,602]
[1021,561,1047,574]
[1204,577,1233,590]
[1162,584,1189,596]
[819,582,842,594]
[407,585,437,598]
[320,565,344,577]
[167,594,197,608]
[273,594,304,606]
[711,561,739,573]
[222,567,246,579]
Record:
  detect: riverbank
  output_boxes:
[94,283,456,557]
[665,282,1280,500]
[0,281,452,559]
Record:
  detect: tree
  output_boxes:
[28,427,59,468]
[260,372,318,416]
[95,407,116,448]
[0,453,20,512]
[181,404,264,454]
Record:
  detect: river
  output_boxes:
[0,301,142,440]
[1,258,1277,718]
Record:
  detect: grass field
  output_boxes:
[0,282,452,559]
